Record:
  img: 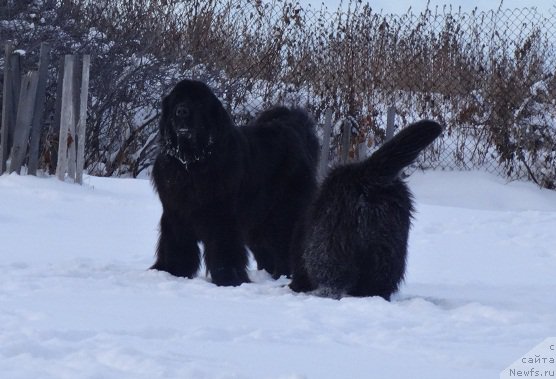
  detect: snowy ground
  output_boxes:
[1,170,555,379]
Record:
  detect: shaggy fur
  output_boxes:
[150,79,319,286]
[289,120,442,300]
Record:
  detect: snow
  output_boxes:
[1,170,555,378]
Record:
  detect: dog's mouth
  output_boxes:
[175,135,198,164]
[167,130,214,167]
[176,128,192,139]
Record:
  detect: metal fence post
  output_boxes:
[318,108,333,181]
[385,106,396,141]
[341,118,351,164]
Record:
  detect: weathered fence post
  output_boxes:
[356,136,367,160]
[49,58,65,174]
[0,42,14,174]
[9,52,22,108]
[9,52,22,148]
[9,71,39,174]
[76,54,90,184]
[56,55,74,181]
[27,42,51,175]
[340,118,351,164]
[55,54,90,183]
[318,108,333,181]
[1,44,23,174]
[67,55,83,180]
[385,106,396,141]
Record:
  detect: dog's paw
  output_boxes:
[288,275,315,293]
[211,267,250,287]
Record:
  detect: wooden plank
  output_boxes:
[317,108,333,182]
[1,41,13,174]
[9,71,39,174]
[76,54,90,184]
[356,138,367,161]
[49,58,65,174]
[8,52,21,147]
[28,42,51,175]
[56,55,74,181]
[67,55,83,180]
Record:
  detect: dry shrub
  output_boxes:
[1,1,555,187]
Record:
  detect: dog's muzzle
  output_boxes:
[177,129,193,140]
[164,129,213,168]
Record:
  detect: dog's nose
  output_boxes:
[175,104,188,118]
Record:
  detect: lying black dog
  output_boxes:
[150,79,319,286]
[290,120,442,300]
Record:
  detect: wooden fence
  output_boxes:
[318,105,397,181]
[0,41,90,184]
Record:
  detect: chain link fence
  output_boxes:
[1,0,555,187]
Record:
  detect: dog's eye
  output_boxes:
[175,104,188,118]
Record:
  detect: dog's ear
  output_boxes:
[212,97,232,128]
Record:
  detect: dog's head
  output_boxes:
[159,79,232,165]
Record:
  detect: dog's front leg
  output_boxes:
[151,209,201,278]
[200,209,250,286]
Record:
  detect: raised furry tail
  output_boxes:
[364,120,442,180]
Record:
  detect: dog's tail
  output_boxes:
[254,106,320,169]
[363,120,442,180]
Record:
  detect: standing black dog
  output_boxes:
[150,79,319,286]
[289,120,442,300]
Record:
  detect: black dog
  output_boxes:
[290,120,442,300]
[150,79,319,286]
